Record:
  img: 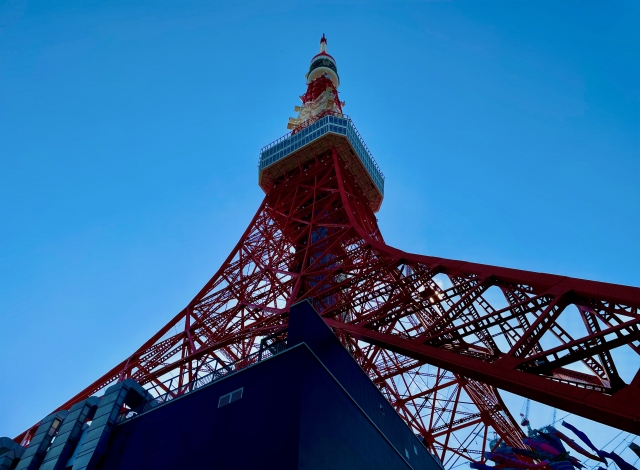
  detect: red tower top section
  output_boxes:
[259,36,385,211]
[288,35,344,133]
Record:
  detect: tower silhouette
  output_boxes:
[16,36,640,467]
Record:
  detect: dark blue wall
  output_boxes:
[95,302,442,470]
[98,349,304,470]
[289,300,441,470]
[298,349,410,469]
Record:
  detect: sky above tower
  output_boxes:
[0,0,638,463]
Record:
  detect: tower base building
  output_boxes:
[4,303,442,470]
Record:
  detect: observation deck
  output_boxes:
[258,115,385,212]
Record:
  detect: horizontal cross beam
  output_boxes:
[325,318,640,433]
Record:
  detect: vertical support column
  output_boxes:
[39,397,100,470]
[15,410,69,470]
[0,437,25,470]
[71,379,151,470]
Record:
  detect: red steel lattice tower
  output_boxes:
[17,36,640,468]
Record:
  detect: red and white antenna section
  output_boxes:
[288,34,345,133]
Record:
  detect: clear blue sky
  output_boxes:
[1,0,638,462]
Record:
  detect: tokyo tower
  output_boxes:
[14,35,640,468]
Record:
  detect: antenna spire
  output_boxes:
[287,36,343,132]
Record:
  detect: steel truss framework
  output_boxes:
[18,145,640,468]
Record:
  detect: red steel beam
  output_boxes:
[325,318,640,433]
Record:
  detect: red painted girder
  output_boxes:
[381,247,640,308]
[325,318,640,433]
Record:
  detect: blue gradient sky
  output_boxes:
[1,0,638,463]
